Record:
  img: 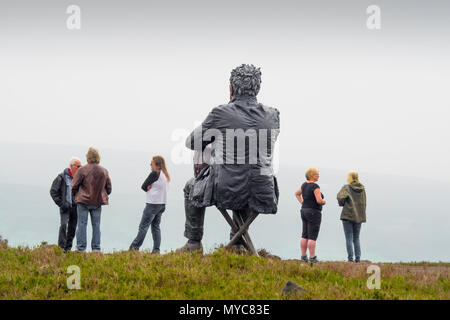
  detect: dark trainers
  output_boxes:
[176,241,203,253]
[151,249,160,255]
[301,255,308,262]
[309,256,319,263]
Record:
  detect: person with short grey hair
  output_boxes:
[50,157,82,252]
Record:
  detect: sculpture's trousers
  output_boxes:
[183,178,251,244]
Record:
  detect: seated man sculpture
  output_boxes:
[178,64,280,253]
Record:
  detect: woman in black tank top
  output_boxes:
[294,168,326,263]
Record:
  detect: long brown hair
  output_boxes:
[153,155,170,182]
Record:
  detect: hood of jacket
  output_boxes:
[349,182,364,193]
[64,168,72,178]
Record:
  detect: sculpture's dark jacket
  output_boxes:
[186,95,280,214]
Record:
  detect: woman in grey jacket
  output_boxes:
[337,172,367,262]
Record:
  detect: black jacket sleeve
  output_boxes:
[185,108,217,151]
[141,171,160,192]
[50,174,64,207]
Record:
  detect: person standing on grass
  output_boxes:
[71,147,112,253]
[129,156,170,254]
[50,157,82,252]
[337,171,367,263]
[295,168,326,263]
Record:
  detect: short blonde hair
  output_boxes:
[86,147,101,164]
[347,171,360,184]
[305,168,319,180]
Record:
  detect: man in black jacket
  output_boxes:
[50,157,82,252]
[178,64,280,253]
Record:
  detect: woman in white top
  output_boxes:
[129,155,170,253]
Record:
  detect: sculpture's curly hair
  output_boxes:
[230,64,262,97]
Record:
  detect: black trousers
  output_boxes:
[183,179,206,242]
[183,178,251,244]
[300,208,322,241]
[58,205,78,250]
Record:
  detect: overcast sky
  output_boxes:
[0,0,449,182]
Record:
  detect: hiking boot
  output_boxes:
[151,249,160,255]
[301,255,308,263]
[176,241,203,253]
[309,256,319,263]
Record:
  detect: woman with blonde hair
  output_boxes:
[295,168,326,263]
[129,155,170,253]
[337,171,367,262]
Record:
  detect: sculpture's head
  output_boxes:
[229,64,262,99]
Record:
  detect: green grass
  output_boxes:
[0,238,448,300]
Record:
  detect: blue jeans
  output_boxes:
[342,220,362,262]
[130,203,165,251]
[76,204,102,251]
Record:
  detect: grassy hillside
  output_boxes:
[0,238,448,300]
